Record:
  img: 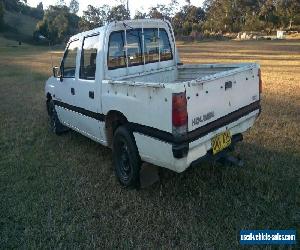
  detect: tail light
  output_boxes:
[258,68,262,96]
[172,92,188,135]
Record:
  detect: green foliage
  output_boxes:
[79,5,110,31]
[36,2,43,11]
[2,0,21,12]
[69,0,79,14]
[203,0,300,33]
[173,5,205,35]
[2,0,43,20]
[147,7,163,19]
[107,4,130,22]
[79,4,130,31]
[0,2,4,30]
[277,0,300,29]
[36,5,79,43]
[4,10,39,37]
[133,11,147,20]
[25,0,300,44]
[147,1,179,20]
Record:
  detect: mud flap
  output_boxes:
[139,163,160,188]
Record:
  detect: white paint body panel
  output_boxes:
[134,110,259,172]
[45,19,261,172]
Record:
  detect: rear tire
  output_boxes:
[47,100,68,135]
[112,126,141,188]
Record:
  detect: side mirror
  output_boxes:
[52,66,63,82]
[53,66,60,78]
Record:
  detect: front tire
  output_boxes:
[47,100,68,135]
[112,126,141,188]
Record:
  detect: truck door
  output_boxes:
[72,33,103,141]
[54,39,80,128]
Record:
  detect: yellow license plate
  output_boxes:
[211,131,231,155]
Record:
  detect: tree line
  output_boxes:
[0,0,44,32]
[204,0,300,33]
[1,0,300,43]
[0,0,44,20]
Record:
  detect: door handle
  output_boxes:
[71,88,75,95]
[89,91,94,99]
[225,81,232,90]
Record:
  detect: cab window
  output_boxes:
[108,31,126,70]
[62,40,79,78]
[80,35,99,80]
[159,29,173,61]
[144,28,159,63]
[107,27,173,70]
[126,29,143,66]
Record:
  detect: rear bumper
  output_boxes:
[173,101,261,158]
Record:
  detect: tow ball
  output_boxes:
[217,153,244,167]
[216,133,244,167]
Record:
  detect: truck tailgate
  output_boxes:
[184,63,260,133]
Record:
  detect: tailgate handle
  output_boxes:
[71,88,75,95]
[225,81,232,90]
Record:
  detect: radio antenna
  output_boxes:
[44,35,54,69]
[48,40,54,69]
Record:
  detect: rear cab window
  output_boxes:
[159,29,173,61]
[126,29,143,66]
[144,28,159,63]
[108,31,126,70]
[107,27,173,70]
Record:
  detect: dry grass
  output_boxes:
[0,39,299,248]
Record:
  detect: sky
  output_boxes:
[26,0,205,16]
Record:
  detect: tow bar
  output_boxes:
[190,133,245,167]
[217,154,244,167]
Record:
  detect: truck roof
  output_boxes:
[69,19,170,41]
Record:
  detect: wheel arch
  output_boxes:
[46,92,52,100]
[46,92,52,115]
[105,110,128,148]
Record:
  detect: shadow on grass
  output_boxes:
[54,124,299,248]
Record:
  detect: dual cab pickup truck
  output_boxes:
[45,19,262,187]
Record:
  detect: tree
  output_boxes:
[277,0,300,29]
[69,0,79,14]
[257,0,279,31]
[36,1,43,11]
[2,0,22,11]
[203,0,255,33]
[56,0,65,6]
[147,7,163,19]
[173,5,206,35]
[36,5,79,43]
[147,1,179,20]
[79,5,110,31]
[107,4,130,22]
[0,1,4,31]
[202,0,299,33]
[134,10,146,19]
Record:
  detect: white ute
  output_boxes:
[45,19,262,187]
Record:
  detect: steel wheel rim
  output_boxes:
[118,138,131,181]
[50,106,56,132]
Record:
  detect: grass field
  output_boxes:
[0,38,299,248]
